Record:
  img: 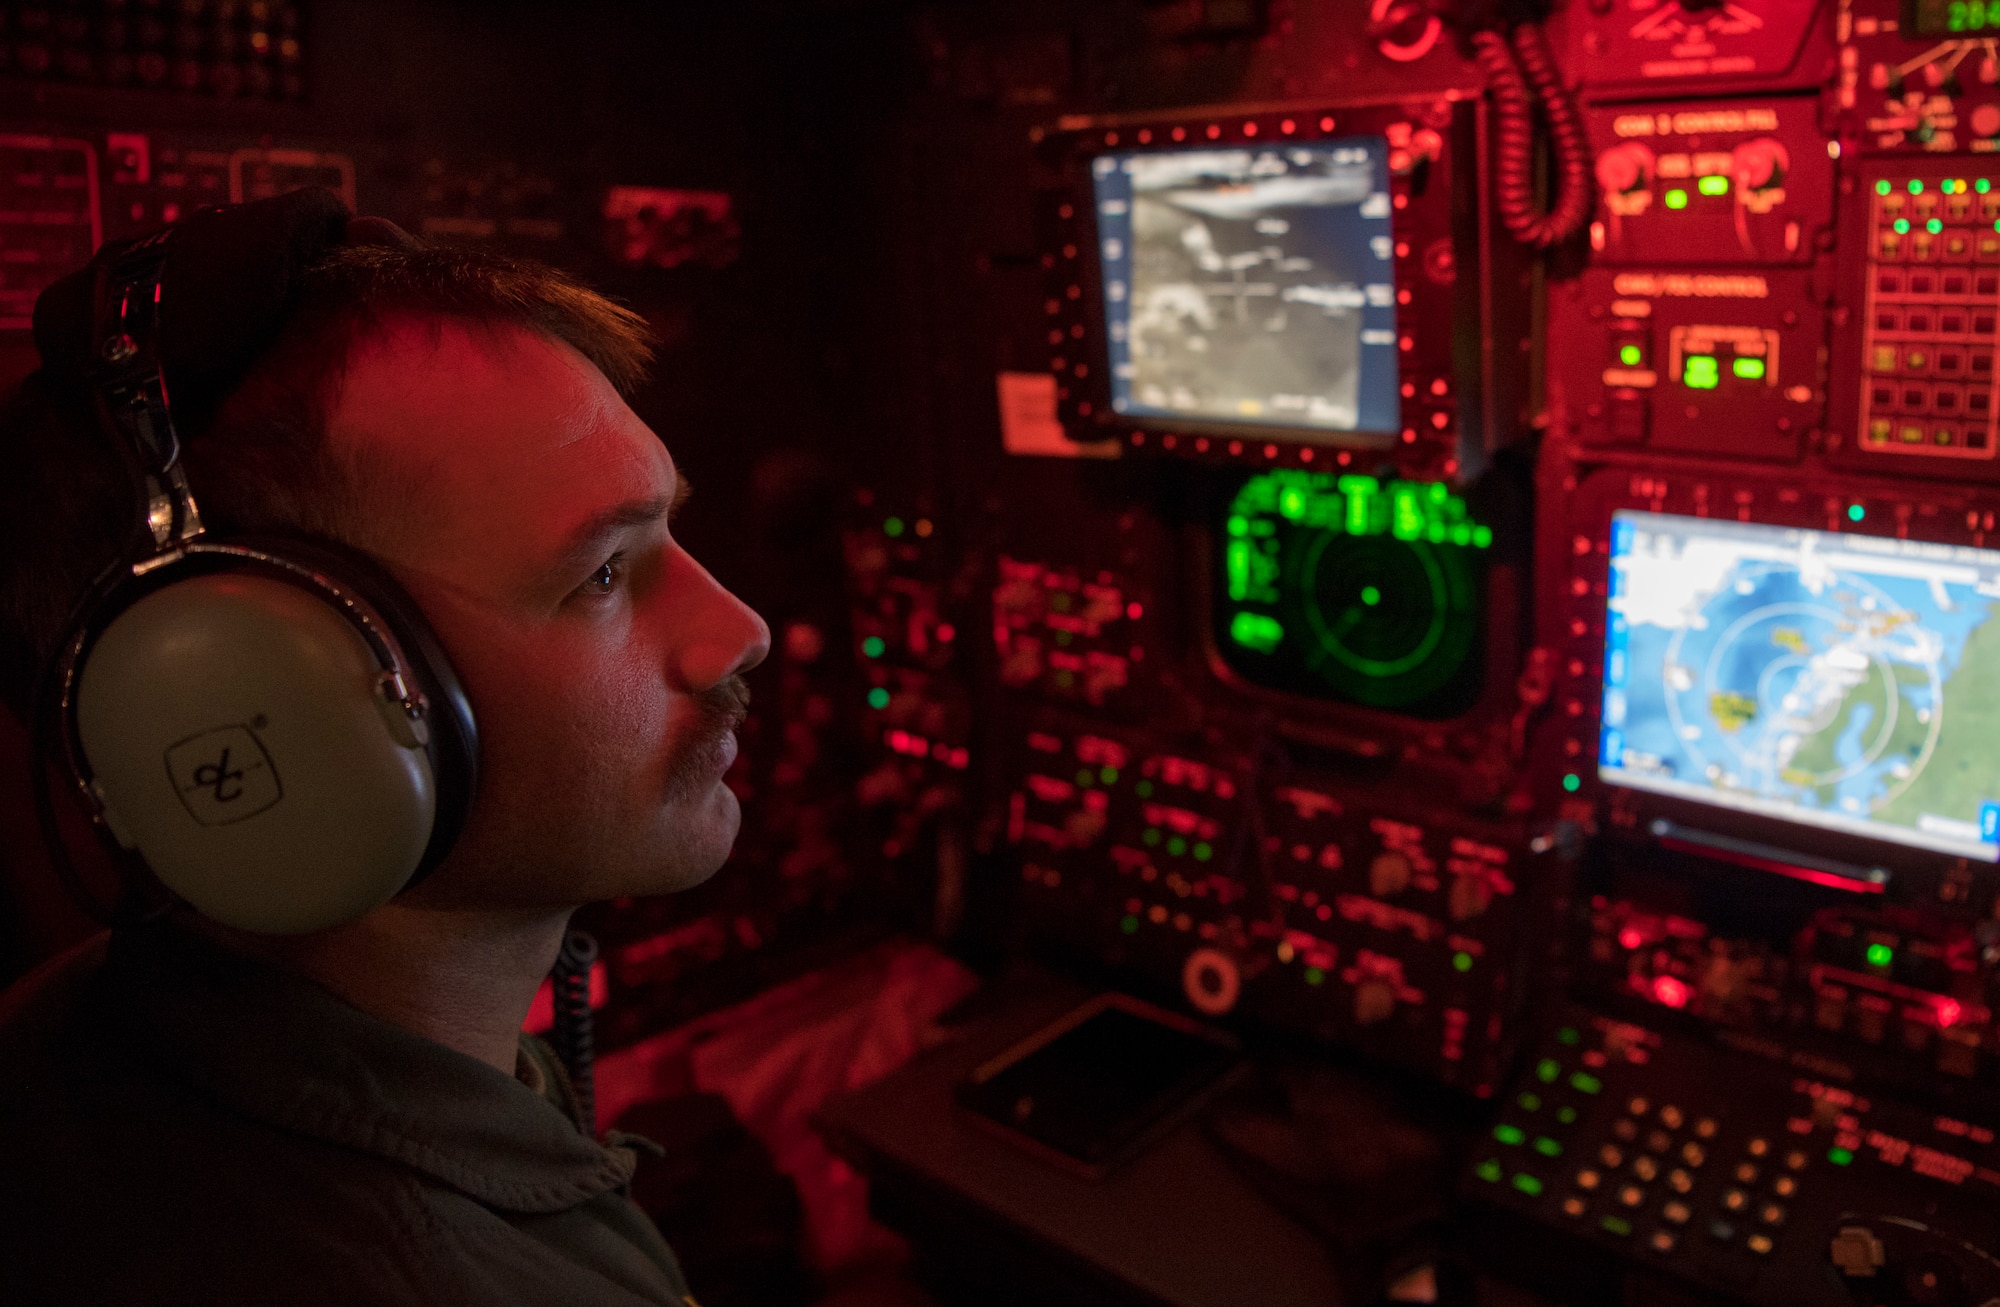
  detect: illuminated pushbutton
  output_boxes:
[1723,1189,1748,1213]
[1735,1163,1759,1184]
[1650,1230,1677,1254]
[1619,1185,1645,1208]
[1659,1106,1684,1130]
[1663,1200,1692,1225]
[1667,1169,1694,1195]
[1633,1156,1660,1182]
[1562,1195,1588,1219]
[1614,1119,1639,1142]
[1600,1145,1625,1168]
[1577,1168,1602,1191]
[1772,1176,1797,1198]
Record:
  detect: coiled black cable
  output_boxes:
[549,928,599,1138]
[1472,22,1593,248]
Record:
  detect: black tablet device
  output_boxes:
[956,993,1245,1178]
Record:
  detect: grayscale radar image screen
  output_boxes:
[1089,136,1401,441]
[1600,511,2000,861]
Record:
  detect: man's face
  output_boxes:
[325,320,769,909]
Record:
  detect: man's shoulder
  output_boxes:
[0,930,110,1054]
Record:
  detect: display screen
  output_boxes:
[1600,511,2000,861]
[1906,0,2000,35]
[1215,470,1490,716]
[1090,136,1401,439]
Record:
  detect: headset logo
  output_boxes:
[164,725,283,826]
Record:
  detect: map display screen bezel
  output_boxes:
[1087,134,1403,442]
[1598,509,2000,863]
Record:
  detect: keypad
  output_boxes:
[1858,176,2000,460]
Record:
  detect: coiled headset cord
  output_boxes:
[1471,21,1593,249]
[549,928,600,1137]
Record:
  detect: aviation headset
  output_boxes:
[28,188,479,934]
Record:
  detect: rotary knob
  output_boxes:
[1448,873,1492,921]
[1182,947,1242,1016]
[1595,142,1655,196]
[1731,138,1789,194]
[1831,1225,1886,1278]
[1369,851,1412,896]
[1354,977,1397,1025]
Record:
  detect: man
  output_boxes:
[0,190,768,1303]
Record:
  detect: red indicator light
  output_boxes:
[1937,998,1963,1028]
[1618,927,1645,950]
[1126,602,1144,620]
[1652,975,1692,1009]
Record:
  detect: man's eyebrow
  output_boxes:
[545,479,691,584]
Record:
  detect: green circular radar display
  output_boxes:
[1217,470,1489,715]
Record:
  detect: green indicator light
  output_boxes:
[1278,487,1307,520]
[1684,355,1721,390]
[1454,951,1474,972]
[1360,585,1381,606]
[1929,217,1945,234]
[1570,1072,1603,1095]
[1142,828,1162,847]
[1473,524,1493,548]
[862,636,886,658]
[1134,780,1153,798]
[1911,179,1925,194]
[866,687,890,710]
[884,516,905,537]
[1475,1159,1503,1183]
[1619,344,1643,366]
[1304,966,1325,986]
[1828,1147,1855,1166]
[1697,174,1730,196]
[1536,1059,1561,1084]
[1563,773,1582,793]
[1167,836,1188,857]
[1556,1027,1580,1045]
[1981,178,1993,193]
[1557,1106,1579,1125]
[1866,942,1894,967]
[1100,766,1119,784]
[1494,1124,1526,1146]
[1894,218,1911,234]
[1534,1137,1563,1158]
[1664,188,1689,210]
[1849,503,1866,522]
[1193,841,1213,862]
[1227,514,1249,537]
[1230,610,1284,653]
[1518,1092,1542,1112]
[1513,1174,1545,1197]
[1876,179,1893,196]
[1733,357,1767,380]
[1601,1216,1633,1237]
[1121,914,1139,935]
[1076,768,1094,787]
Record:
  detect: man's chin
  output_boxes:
[632,785,742,896]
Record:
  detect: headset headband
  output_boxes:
[88,231,206,555]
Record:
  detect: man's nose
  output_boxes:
[671,558,771,693]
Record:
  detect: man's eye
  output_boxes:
[579,556,623,597]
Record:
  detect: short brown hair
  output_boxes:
[0,239,655,718]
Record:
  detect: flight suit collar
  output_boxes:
[93,920,636,1214]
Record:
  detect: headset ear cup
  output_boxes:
[75,571,440,933]
[60,541,478,933]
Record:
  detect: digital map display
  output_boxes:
[1600,511,2000,861]
[1090,137,1400,439]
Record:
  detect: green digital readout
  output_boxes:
[1215,470,1492,716]
[1910,0,2000,33]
